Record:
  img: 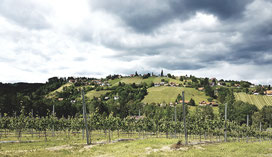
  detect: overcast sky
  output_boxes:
[0,0,272,84]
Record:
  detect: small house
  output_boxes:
[114,96,119,100]
[265,90,272,96]
[198,87,204,91]
[199,101,207,106]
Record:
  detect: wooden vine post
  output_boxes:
[182,91,188,145]
[82,89,90,145]
[224,103,227,142]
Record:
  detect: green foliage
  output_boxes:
[188,98,196,106]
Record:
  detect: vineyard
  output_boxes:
[235,93,272,109]
[1,110,271,145]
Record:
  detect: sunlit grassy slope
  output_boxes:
[142,86,210,104]
[235,92,272,109]
[109,76,183,86]
[47,83,73,98]
[85,90,110,100]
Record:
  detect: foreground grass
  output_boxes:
[142,86,210,104]
[1,137,272,157]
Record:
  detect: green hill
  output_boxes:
[47,82,73,98]
[109,76,183,86]
[234,92,272,109]
[85,90,110,100]
[49,77,211,105]
[142,86,210,104]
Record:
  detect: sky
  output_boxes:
[0,0,272,84]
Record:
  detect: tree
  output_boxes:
[232,101,258,125]
[207,97,213,102]
[195,105,214,120]
[161,70,164,77]
[259,106,272,126]
[179,76,183,82]
[217,88,228,103]
[219,89,235,120]
[176,94,182,103]
[204,85,215,98]
[188,98,195,106]
[135,71,138,76]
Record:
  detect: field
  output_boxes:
[234,92,272,109]
[85,90,110,100]
[1,137,272,157]
[47,83,73,98]
[109,76,183,86]
[142,86,210,104]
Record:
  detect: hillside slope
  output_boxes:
[109,76,183,86]
[47,82,73,98]
[85,90,110,100]
[235,92,272,109]
[142,86,210,104]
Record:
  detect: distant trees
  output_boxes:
[161,70,164,77]
[231,101,258,125]
[204,85,215,98]
[143,73,151,79]
[219,89,235,120]
[217,88,228,103]
[218,89,258,125]
[195,105,214,120]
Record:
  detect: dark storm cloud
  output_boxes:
[226,17,272,65]
[90,0,253,33]
[150,60,205,70]
[0,0,50,29]
[170,0,253,20]
[89,0,272,72]
[1,0,272,84]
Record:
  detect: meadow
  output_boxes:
[142,86,210,104]
[109,76,183,86]
[1,136,272,157]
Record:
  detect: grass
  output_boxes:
[109,76,183,86]
[1,137,272,157]
[235,92,272,109]
[47,83,73,98]
[142,86,210,104]
[85,90,110,100]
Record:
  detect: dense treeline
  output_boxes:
[0,77,66,116]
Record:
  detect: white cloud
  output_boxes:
[0,0,271,85]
